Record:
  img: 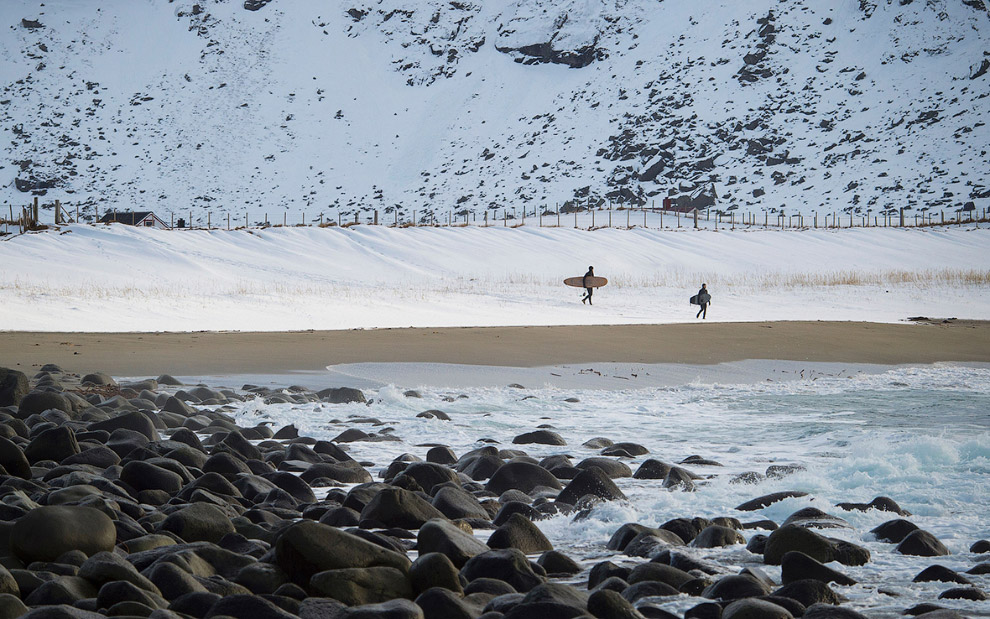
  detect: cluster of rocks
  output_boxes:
[0,364,987,619]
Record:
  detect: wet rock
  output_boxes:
[576,457,632,478]
[90,410,160,441]
[871,519,919,543]
[414,587,475,618]
[0,436,31,479]
[18,391,72,417]
[205,593,299,618]
[508,581,589,617]
[632,459,672,480]
[588,561,631,590]
[301,461,373,485]
[309,566,412,605]
[587,588,644,619]
[12,505,115,563]
[834,496,909,516]
[702,574,772,602]
[144,560,208,601]
[409,551,462,595]
[622,530,686,557]
[513,430,566,445]
[660,518,710,544]
[736,491,808,511]
[896,530,949,557]
[22,579,97,607]
[723,598,794,619]
[488,513,553,554]
[458,453,503,481]
[913,565,970,584]
[317,387,367,404]
[684,601,723,619]
[764,524,869,566]
[607,524,677,553]
[96,579,168,611]
[78,551,159,593]
[782,507,850,529]
[432,485,490,520]
[265,470,319,502]
[627,562,694,590]
[690,525,745,548]
[0,566,17,598]
[967,562,990,575]
[394,461,460,495]
[0,593,28,619]
[159,503,236,544]
[772,579,840,607]
[274,520,411,587]
[122,459,184,493]
[937,586,987,601]
[662,466,696,491]
[537,550,581,576]
[462,549,545,593]
[360,487,447,529]
[681,455,722,466]
[970,539,990,553]
[0,368,30,407]
[781,551,856,585]
[25,426,80,463]
[233,562,289,595]
[486,461,562,495]
[557,467,625,505]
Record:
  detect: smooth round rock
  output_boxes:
[11,506,116,563]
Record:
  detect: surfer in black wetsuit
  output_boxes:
[696,283,710,319]
[581,266,595,305]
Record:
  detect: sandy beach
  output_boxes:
[1,320,988,376]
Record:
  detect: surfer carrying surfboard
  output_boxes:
[581,266,595,305]
[564,269,607,303]
[692,283,711,319]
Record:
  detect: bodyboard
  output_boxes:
[564,276,608,288]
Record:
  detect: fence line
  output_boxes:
[2,200,988,236]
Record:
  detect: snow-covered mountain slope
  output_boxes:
[1,0,988,222]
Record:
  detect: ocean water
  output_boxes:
[217,362,990,618]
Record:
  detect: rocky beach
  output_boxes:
[0,344,987,619]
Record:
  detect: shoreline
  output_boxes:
[2,320,989,376]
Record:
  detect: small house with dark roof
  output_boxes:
[98,211,170,229]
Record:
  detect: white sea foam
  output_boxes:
[209,361,990,616]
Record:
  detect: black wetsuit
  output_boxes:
[696,287,709,319]
[582,269,595,305]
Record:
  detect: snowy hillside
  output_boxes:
[1,0,988,223]
[1,223,988,332]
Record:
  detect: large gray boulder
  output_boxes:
[274,520,411,587]
[486,461,563,495]
[461,549,546,593]
[0,436,31,479]
[0,368,29,407]
[360,487,447,529]
[309,566,413,606]
[417,518,491,568]
[11,506,116,563]
[487,513,553,554]
[764,524,870,566]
